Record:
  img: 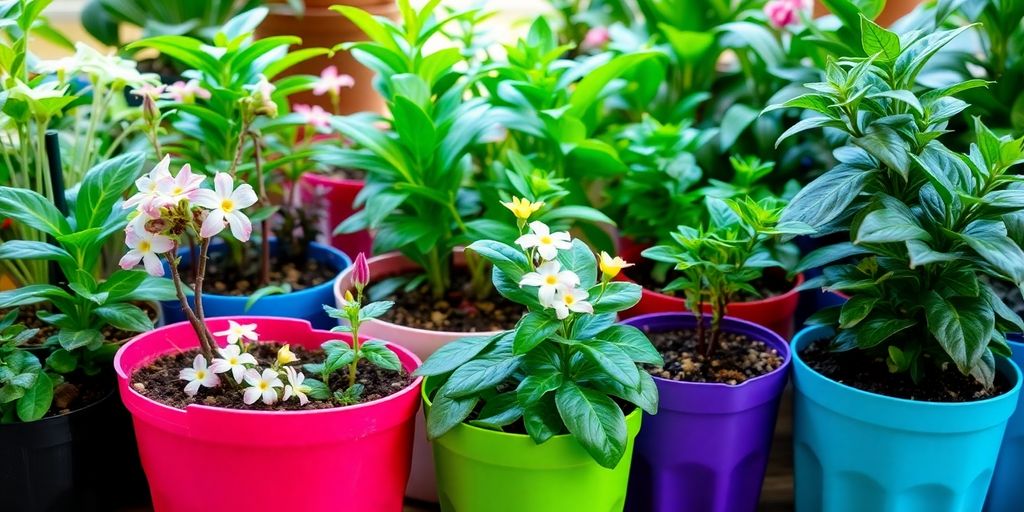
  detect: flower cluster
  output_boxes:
[36,42,160,89]
[178,321,312,405]
[511,198,630,320]
[118,156,257,277]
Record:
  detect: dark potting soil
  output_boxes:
[322,168,367,181]
[644,328,783,385]
[800,340,1009,402]
[131,343,412,411]
[185,252,336,297]
[378,271,521,332]
[626,262,794,302]
[1,301,158,346]
[47,372,112,418]
[991,279,1024,317]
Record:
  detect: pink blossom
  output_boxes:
[312,65,355,97]
[124,156,203,217]
[167,79,211,103]
[130,83,166,101]
[581,27,611,50]
[352,252,370,291]
[293,104,332,131]
[765,0,810,29]
[119,228,174,276]
[192,172,258,240]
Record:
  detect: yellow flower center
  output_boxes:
[221,199,235,212]
[196,370,206,379]
[171,186,184,195]
[545,275,558,285]
[228,357,238,365]
[259,382,268,391]
[138,240,151,253]
[564,295,575,305]
[540,235,553,245]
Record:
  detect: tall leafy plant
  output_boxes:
[771,16,1024,387]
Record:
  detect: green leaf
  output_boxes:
[517,372,564,405]
[776,117,844,147]
[244,284,292,312]
[391,94,436,164]
[780,164,870,229]
[117,276,177,302]
[839,295,878,328]
[579,340,640,387]
[795,242,872,274]
[589,282,642,314]
[74,152,144,231]
[359,301,394,321]
[555,382,627,469]
[860,14,900,61]
[360,341,401,371]
[304,378,330,400]
[442,355,523,399]
[426,390,478,439]
[556,239,599,287]
[594,325,663,366]
[856,206,930,244]
[856,318,917,349]
[925,292,994,374]
[567,51,661,120]
[466,240,530,279]
[414,332,505,377]
[16,371,52,422]
[852,125,911,179]
[57,329,104,351]
[513,312,560,355]
[45,349,77,373]
[523,393,563,444]
[960,221,1024,284]
[0,285,74,308]
[868,90,923,115]
[0,187,70,236]
[469,392,523,429]
[0,241,73,266]
[323,341,355,373]
[95,304,153,333]
[97,270,147,297]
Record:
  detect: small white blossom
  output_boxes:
[283,367,311,406]
[550,287,594,320]
[179,354,220,396]
[243,368,284,405]
[209,344,258,384]
[119,228,174,276]
[515,221,572,260]
[212,320,259,345]
[519,260,580,307]
[192,172,258,240]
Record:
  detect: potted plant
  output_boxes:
[772,17,1023,510]
[621,156,806,337]
[114,157,422,510]
[622,196,807,511]
[0,152,176,509]
[127,10,354,329]
[415,202,658,511]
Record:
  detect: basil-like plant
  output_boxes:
[770,15,1024,387]
[0,309,49,422]
[642,197,809,355]
[416,204,660,468]
[0,153,175,376]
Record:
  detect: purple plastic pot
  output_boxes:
[622,312,791,512]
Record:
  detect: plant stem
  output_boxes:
[348,311,360,389]
[167,250,214,360]
[251,132,271,287]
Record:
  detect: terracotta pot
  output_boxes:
[300,172,372,257]
[334,249,505,503]
[814,0,922,26]
[256,2,397,114]
[618,237,804,339]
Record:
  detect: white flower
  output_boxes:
[212,320,259,345]
[312,65,354,97]
[119,228,174,276]
[192,172,258,240]
[550,287,594,320]
[124,156,203,217]
[72,43,159,88]
[243,368,284,405]
[209,344,258,384]
[179,354,220,396]
[515,221,572,260]
[282,367,311,406]
[7,80,68,102]
[519,260,580,306]
[166,79,211,103]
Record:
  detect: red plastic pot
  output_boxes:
[617,237,804,339]
[300,172,372,257]
[114,317,422,511]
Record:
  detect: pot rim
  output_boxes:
[334,250,506,338]
[114,316,423,417]
[792,324,1023,409]
[622,312,792,390]
[0,385,116,431]
[166,240,350,304]
[420,376,643,440]
[625,271,805,308]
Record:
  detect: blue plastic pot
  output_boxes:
[160,241,350,329]
[986,334,1024,512]
[792,325,1022,512]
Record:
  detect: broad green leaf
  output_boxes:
[579,340,640,387]
[0,187,70,236]
[860,15,900,61]
[0,241,73,266]
[856,317,917,349]
[74,152,144,231]
[925,292,994,374]
[513,312,560,355]
[95,303,153,333]
[443,355,523,399]
[594,325,663,366]
[856,206,930,244]
[426,389,478,439]
[16,371,52,422]
[555,382,627,469]
[360,341,401,371]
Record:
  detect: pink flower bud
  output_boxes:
[582,27,611,50]
[765,0,809,29]
[352,252,370,291]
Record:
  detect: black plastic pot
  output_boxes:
[0,383,149,511]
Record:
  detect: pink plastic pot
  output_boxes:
[617,237,804,339]
[300,172,372,257]
[114,317,422,512]
[335,250,503,503]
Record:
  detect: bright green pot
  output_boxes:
[422,383,642,512]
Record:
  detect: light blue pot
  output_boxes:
[792,325,1022,512]
[986,335,1024,512]
[160,241,350,330]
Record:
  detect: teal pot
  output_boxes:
[793,325,1022,512]
[986,334,1024,511]
[160,240,350,329]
